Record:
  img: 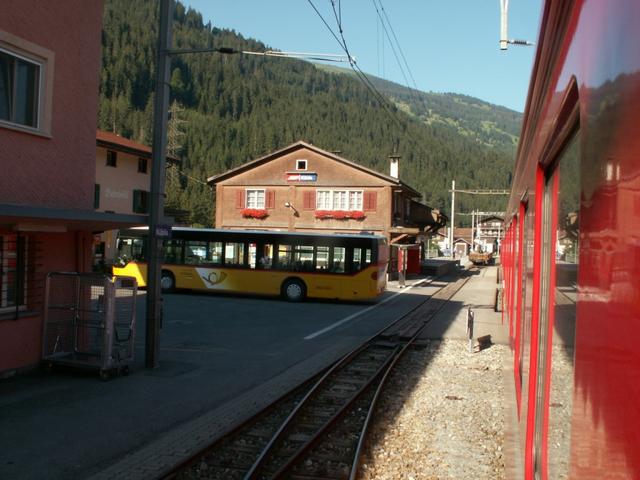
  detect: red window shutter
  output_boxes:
[364,191,377,211]
[303,191,316,210]
[235,190,245,209]
[266,190,275,209]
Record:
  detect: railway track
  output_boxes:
[170,270,474,480]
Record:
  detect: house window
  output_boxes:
[316,190,363,211]
[138,157,148,173]
[296,159,307,170]
[0,234,27,311]
[0,48,41,129]
[317,190,332,210]
[94,184,100,209]
[106,150,117,167]
[132,189,149,214]
[246,189,265,209]
[349,191,363,210]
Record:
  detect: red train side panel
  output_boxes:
[503,1,640,479]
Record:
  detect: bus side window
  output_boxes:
[293,245,314,272]
[118,238,145,262]
[164,240,184,264]
[129,238,145,261]
[353,248,363,272]
[316,246,330,271]
[257,244,274,269]
[185,241,207,264]
[224,242,245,267]
[208,241,223,265]
[331,246,346,273]
[277,245,292,270]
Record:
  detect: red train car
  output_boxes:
[502,1,640,479]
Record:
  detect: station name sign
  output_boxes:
[286,173,317,182]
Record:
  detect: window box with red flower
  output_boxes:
[314,210,366,220]
[241,208,269,219]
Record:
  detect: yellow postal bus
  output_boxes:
[113,228,388,302]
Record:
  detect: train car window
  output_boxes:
[184,241,207,264]
[315,246,330,271]
[547,133,580,480]
[224,242,245,267]
[207,241,223,265]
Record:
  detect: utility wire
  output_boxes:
[375,0,420,92]
[165,46,350,63]
[313,0,405,130]
[308,0,448,179]
[371,0,426,114]
[371,0,412,90]
[169,163,209,186]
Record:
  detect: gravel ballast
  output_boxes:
[359,338,508,480]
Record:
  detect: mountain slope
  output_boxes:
[99,0,521,226]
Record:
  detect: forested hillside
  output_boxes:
[99,0,522,226]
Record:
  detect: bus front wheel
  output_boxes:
[161,271,176,293]
[282,279,306,302]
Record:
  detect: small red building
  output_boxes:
[0,1,141,376]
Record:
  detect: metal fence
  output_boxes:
[42,272,137,379]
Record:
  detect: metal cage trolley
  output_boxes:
[42,272,137,380]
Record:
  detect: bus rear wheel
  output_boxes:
[282,279,306,302]
[161,271,175,293]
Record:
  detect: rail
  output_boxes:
[168,269,475,480]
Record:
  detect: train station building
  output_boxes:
[207,141,447,273]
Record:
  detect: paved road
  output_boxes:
[0,278,440,480]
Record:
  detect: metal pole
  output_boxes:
[471,209,475,251]
[450,180,455,258]
[145,0,173,369]
[467,308,475,353]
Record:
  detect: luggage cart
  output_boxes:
[42,272,137,380]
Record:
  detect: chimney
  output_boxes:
[389,154,400,179]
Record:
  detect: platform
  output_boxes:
[0,266,506,480]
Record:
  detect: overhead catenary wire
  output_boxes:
[374,0,420,93]
[306,0,405,131]
[164,46,350,63]
[306,0,395,115]
[306,0,503,215]
[307,0,451,163]
[371,0,414,92]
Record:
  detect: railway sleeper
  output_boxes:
[292,464,352,479]
[409,339,430,349]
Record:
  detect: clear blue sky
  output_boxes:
[183,0,542,112]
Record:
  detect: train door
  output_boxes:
[532,131,580,479]
[513,201,527,415]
